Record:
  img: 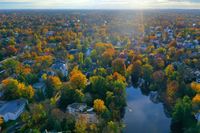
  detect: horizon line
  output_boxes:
[0,8,200,10]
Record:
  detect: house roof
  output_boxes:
[68,103,87,109]
[0,99,27,116]
[33,82,46,89]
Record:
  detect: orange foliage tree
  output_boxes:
[69,67,87,90]
[93,99,106,113]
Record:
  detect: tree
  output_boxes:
[46,76,62,98]
[127,60,142,84]
[93,68,107,77]
[2,78,34,100]
[0,117,3,126]
[171,96,196,133]
[112,58,126,75]
[141,64,153,85]
[166,80,179,106]
[152,70,165,83]
[104,121,121,133]
[89,76,108,98]
[6,45,17,56]
[47,76,62,90]
[106,73,127,119]
[75,115,87,133]
[191,82,200,93]
[69,68,87,90]
[59,83,84,108]
[192,94,200,105]
[101,48,115,66]
[165,64,175,80]
[2,59,20,74]
[90,49,97,62]
[93,99,106,113]
[35,55,53,70]
[155,58,165,69]
[78,52,84,65]
[84,57,92,69]
[168,40,177,47]
[30,104,47,124]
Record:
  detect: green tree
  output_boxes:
[171,96,196,133]
[89,76,108,98]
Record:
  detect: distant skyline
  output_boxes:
[0,0,200,9]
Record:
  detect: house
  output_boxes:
[86,47,92,57]
[67,103,98,123]
[48,43,57,48]
[69,49,78,55]
[156,32,162,38]
[23,60,34,66]
[46,31,54,37]
[78,111,98,123]
[67,103,87,114]
[195,113,200,122]
[33,82,46,94]
[0,99,27,122]
[51,60,68,77]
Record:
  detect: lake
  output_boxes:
[124,87,171,133]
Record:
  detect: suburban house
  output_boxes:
[67,103,87,114]
[67,103,98,123]
[33,82,46,94]
[51,60,68,77]
[0,99,27,122]
[69,49,78,55]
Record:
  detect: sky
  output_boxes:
[0,0,200,9]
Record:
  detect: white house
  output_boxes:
[0,99,27,122]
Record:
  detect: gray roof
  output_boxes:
[68,103,87,109]
[33,82,46,89]
[0,99,27,115]
[51,62,67,70]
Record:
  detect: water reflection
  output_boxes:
[124,87,171,133]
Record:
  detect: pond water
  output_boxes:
[124,87,171,133]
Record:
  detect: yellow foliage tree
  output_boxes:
[192,94,200,104]
[93,99,106,113]
[48,76,62,90]
[75,115,87,133]
[191,82,200,93]
[70,68,87,90]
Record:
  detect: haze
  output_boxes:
[0,0,200,9]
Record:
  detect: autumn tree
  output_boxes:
[2,58,20,74]
[103,121,121,133]
[2,78,34,100]
[106,72,127,119]
[166,80,179,106]
[75,115,87,133]
[112,58,126,75]
[35,55,53,70]
[191,82,200,93]
[46,76,62,98]
[59,83,84,108]
[93,99,106,113]
[127,60,142,84]
[101,48,115,66]
[69,67,87,90]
